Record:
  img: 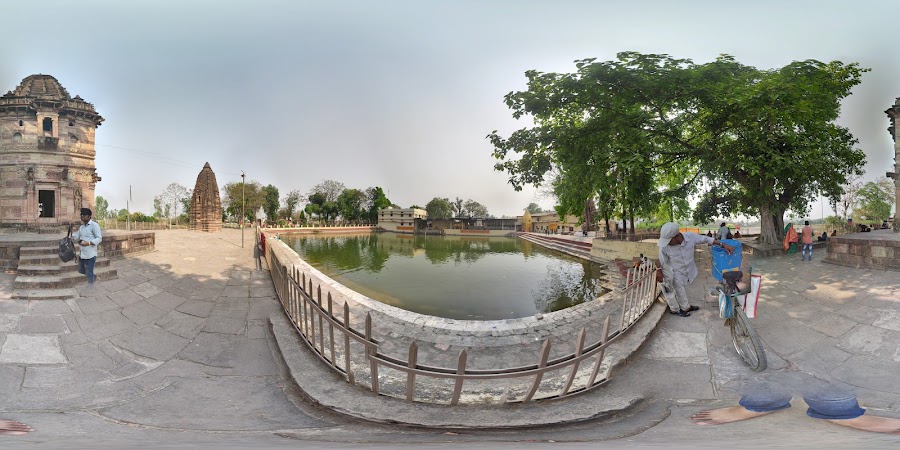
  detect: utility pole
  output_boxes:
[241,171,245,248]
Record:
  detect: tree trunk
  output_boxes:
[758,203,780,246]
[629,207,635,235]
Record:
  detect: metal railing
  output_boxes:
[267,241,660,404]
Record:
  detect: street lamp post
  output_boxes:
[241,171,245,248]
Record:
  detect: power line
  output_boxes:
[95,143,244,176]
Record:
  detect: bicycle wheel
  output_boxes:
[730,304,767,372]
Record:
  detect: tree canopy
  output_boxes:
[855,180,895,223]
[426,197,454,219]
[490,52,868,244]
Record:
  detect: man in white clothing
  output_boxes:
[656,222,734,317]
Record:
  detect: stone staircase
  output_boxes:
[518,232,595,261]
[12,244,117,300]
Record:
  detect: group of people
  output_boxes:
[705,222,741,240]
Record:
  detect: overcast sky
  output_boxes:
[2,0,898,218]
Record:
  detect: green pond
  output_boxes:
[280,232,609,320]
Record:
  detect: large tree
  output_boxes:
[262,184,280,224]
[337,188,367,222]
[94,196,109,220]
[855,180,895,223]
[309,179,346,203]
[156,182,190,225]
[283,190,303,219]
[463,199,489,218]
[525,202,543,214]
[222,180,264,222]
[365,187,392,223]
[490,52,867,245]
[425,197,454,219]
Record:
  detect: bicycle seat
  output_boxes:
[722,270,744,293]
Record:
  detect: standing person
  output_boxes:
[656,222,735,317]
[801,220,814,261]
[717,222,730,241]
[71,207,102,284]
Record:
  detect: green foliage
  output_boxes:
[490,52,868,245]
[855,180,895,222]
[463,199,490,218]
[283,190,303,219]
[222,180,264,222]
[366,187,391,223]
[425,197,454,219]
[337,188,367,222]
[94,196,109,220]
[525,202,543,214]
[262,184,280,223]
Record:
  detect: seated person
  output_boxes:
[734,230,741,238]
[706,230,713,237]
[831,230,837,237]
[818,231,827,242]
[882,221,890,229]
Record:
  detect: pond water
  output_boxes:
[280,232,609,320]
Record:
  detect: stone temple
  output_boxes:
[189,162,222,232]
[0,75,103,227]
[885,99,900,232]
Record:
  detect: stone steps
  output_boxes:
[19,245,59,256]
[11,288,77,300]
[14,266,117,289]
[16,258,111,276]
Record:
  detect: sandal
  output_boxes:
[669,309,691,317]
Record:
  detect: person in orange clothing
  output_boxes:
[800,220,814,261]
[783,223,799,254]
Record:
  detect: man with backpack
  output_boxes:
[71,208,102,284]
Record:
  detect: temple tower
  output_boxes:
[884,99,900,232]
[189,162,222,232]
[0,75,103,227]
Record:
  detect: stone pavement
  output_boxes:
[0,229,898,448]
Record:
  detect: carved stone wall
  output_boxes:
[189,162,222,232]
[885,98,900,232]
[0,75,103,227]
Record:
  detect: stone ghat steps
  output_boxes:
[16,258,111,276]
[13,266,117,289]
[519,233,593,260]
[11,288,78,300]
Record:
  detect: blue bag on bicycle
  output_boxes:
[718,292,734,319]
[711,239,742,281]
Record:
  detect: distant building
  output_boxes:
[516,211,579,234]
[0,75,104,227]
[377,207,427,233]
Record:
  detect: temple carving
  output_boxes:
[883,99,900,232]
[0,75,103,227]
[189,162,222,232]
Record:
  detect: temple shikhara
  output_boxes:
[0,74,103,227]
[189,162,222,232]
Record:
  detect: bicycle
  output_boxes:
[718,269,767,372]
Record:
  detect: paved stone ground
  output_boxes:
[0,229,898,448]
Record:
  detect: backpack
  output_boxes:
[58,226,76,262]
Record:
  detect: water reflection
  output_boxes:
[281,232,609,320]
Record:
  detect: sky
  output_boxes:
[2,0,898,219]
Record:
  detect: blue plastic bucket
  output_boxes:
[711,239,742,281]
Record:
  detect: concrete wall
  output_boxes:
[443,228,511,237]
[591,238,660,261]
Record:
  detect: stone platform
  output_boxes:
[825,229,900,271]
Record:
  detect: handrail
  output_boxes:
[267,238,660,404]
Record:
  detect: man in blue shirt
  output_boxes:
[71,207,102,284]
